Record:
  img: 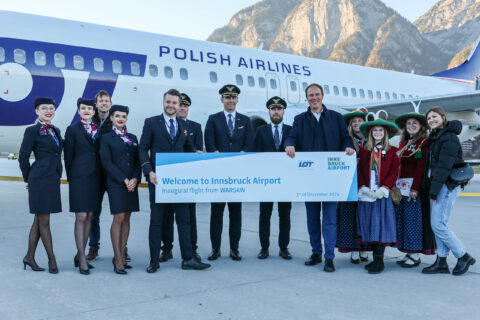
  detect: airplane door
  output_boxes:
[266,73,281,99]
[286,75,300,104]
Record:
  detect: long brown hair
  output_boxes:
[425,106,447,129]
[400,118,428,143]
[364,126,391,151]
[347,117,364,151]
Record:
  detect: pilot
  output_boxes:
[204,84,254,261]
[139,89,211,273]
[18,97,63,274]
[285,83,354,273]
[64,98,101,275]
[253,96,292,260]
[160,93,204,263]
[87,90,114,263]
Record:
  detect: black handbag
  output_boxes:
[448,163,474,186]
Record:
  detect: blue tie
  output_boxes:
[228,114,234,137]
[169,118,175,141]
[274,125,280,150]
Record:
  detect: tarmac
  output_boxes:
[0,158,479,320]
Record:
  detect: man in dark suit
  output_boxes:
[204,84,254,261]
[253,96,293,260]
[285,83,355,272]
[87,90,113,262]
[139,89,210,273]
[160,93,203,262]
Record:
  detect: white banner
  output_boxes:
[155,152,358,203]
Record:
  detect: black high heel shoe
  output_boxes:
[112,258,127,275]
[79,266,90,275]
[74,255,94,269]
[23,257,45,271]
[48,260,59,274]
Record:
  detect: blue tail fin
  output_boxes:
[432,37,480,82]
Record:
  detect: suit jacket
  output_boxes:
[64,121,101,180]
[253,123,292,152]
[204,111,254,152]
[186,119,203,151]
[99,131,141,187]
[18,123,63,182]
[285,106,353,152]
[138,115,196,176]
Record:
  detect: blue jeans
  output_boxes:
[305,202,338,260]
[88,209,101,250]
[430,185,466,258]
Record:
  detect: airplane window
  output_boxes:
[0,47,4,62]
[209,71,217,83]
[401,94,405,99]
[351,88,357,98]
[408,94,413,98]
[131,62,141,76]
[149,64,158,77]
[14,49,26,64]
[164,66,173,79]
[236,74,243,86]
[112,60,122,74]
[179,68,188,80]
[54,53,65,68]
[376,91,381,100]
[259,77,266,88]
[385,92,390,100]
[248,76,255,87]
[359,89,365,98]
[324,85,330,95]
[270,79,277,89]
[290,81,297,92]
[94,58,104,72]
[342,87,348,97]
[303,82,308,92]
[392,93,398,100]
[34,51,46,66]
[333,86,339,96]
[368,90,373,99]
[73,55,84,70]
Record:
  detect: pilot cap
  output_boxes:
[266,96,287,109]
[77,98,96,108]
[109,105,129,116]
[180,93,191,106]
[219,84,241,97]
[34,97,55,109]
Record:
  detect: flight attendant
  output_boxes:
[64,98,101,275]
[253,96,292,260]
[18,97,63,274]
[394,112,435,268]
[357,117,399,274]
[99,105,141,275]
[204,84,254,261]
[336,109,370,264]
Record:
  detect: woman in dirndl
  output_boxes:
[356,116,399,274]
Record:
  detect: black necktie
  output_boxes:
[169,119,175,141]
[228,114,234,137]
[274,125,280,150]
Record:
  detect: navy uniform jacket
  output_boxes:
[186,119,203,151]
[204,111,254,152]
[253,123,292,152]
[139,115,196,176]
[285,106,353,152]
[99,131,141,188]
[18,123,63,182]
[64,121,101,181]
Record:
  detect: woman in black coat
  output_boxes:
[64,98,101,275]
[422,107,476,276]
[18,97,63,274]
[99,105,140,274]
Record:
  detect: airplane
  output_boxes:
[1,10,480,154]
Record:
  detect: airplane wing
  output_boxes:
[342,91,480,125]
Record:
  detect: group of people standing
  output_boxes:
[18,82,476,276]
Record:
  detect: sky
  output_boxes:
[2,0,440,40]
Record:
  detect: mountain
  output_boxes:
[208,0,450,75]
[414,0,480,56]
[448,43,475,68]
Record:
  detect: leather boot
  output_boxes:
[422,256,450,274]
[452,253,476,276]
[368,245,385,274]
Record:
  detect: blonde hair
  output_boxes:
[347,117,364,151]
[364,126,391,151]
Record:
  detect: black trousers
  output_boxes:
[259,202,292,250]
[210,202,241,251]
[148,184,193,261]
[161,203,198,252]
